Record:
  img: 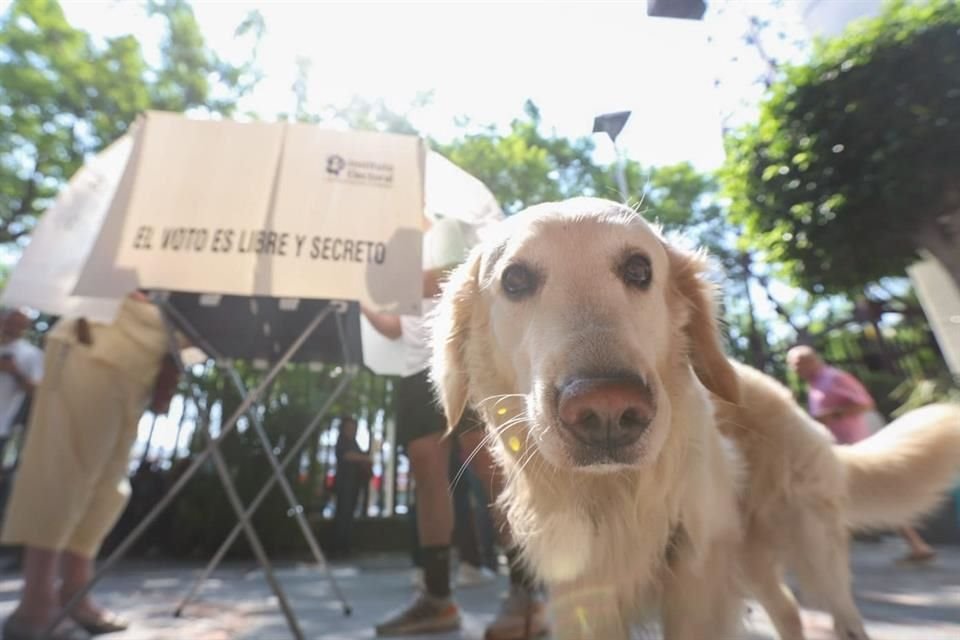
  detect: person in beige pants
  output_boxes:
[1,294,173,640]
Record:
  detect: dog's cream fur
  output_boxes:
[718,363,960,640]
[430,197,960,640]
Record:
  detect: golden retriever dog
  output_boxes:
[432,197,747,639]
[716,364,960,640]
[430,197,960,640]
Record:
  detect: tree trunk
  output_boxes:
[737,252,767,370]
[915,209,960,292]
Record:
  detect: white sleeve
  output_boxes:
[24,346,43,384]
[423,218,471,271]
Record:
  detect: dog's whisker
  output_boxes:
[510,452,535,485]
[450,439,492,492]
[449,415,531,493]
[476,393,525,408]
[450,436,497,492]
[495,415,530,431]
[513,437,543,479]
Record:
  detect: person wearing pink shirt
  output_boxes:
[787,345,937,564]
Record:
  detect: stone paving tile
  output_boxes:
[0,539,954,639]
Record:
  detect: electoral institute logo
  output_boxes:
[326,154,346,176]
[324,154,393,187]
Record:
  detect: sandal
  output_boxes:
[2,616,91,640]
[69,611,129,636]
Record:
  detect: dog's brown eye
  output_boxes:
[621,253,652,289]
[501,263,538,299]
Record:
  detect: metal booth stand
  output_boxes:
[48,293,364,640]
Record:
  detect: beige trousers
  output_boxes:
[1,338,152,558]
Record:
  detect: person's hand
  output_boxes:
[0,355,16,374]
[817,405,861,421]
[816,407,841,420]
[0,356,33,392]
[423,268,445,298]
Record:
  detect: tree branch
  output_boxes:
[1,176,39,244]
[914,212,960,291]
[754,271,804,336]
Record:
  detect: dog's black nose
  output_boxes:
[557,375,654,448]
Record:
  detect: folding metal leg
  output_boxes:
[223,365,338,576]
[174,372,354,617]
[172,308,355,616]
[162,309,305,640]
[46,305,335,639]
[207,436,305,639]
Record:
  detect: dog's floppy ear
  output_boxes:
[666,244,740,404]
[430,248,482,430]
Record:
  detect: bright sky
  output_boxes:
[57,1,810,173]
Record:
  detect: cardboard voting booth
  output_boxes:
[2,112,502,639]
[74,112,425,316]
[2,111,503,375]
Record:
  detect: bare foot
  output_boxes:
[898,546,936,564]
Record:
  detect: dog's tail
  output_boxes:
[835,403,960,530]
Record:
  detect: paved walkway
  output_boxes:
[0,539,956,639]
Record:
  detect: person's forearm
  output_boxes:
[8,367,36,394]
[818,403,870,420]
[360,305,403,340]
[423,268,444,298]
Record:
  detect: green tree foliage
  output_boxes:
[722,0,960,294]
[440,101,618,213]
[322,94,426,135]
[0,0,261,244]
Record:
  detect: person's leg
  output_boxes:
[62,365,151,630]
[408,502,421,567]
[357,484,368,519]
[450,441,484,569]
[899,526,936,562]
[0,341,98,634]
[56,550,128,637]
[0,436,10,470]
[376,371,460,636]
[9,546,60,628]
[453,483,483,568]
[460,428,536,582]
[459,424,549,639]
[59,552,102,621]
[467,471,499,571]
[333,473,359,556]
[332,484,349,555]
[408,432,454,597]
